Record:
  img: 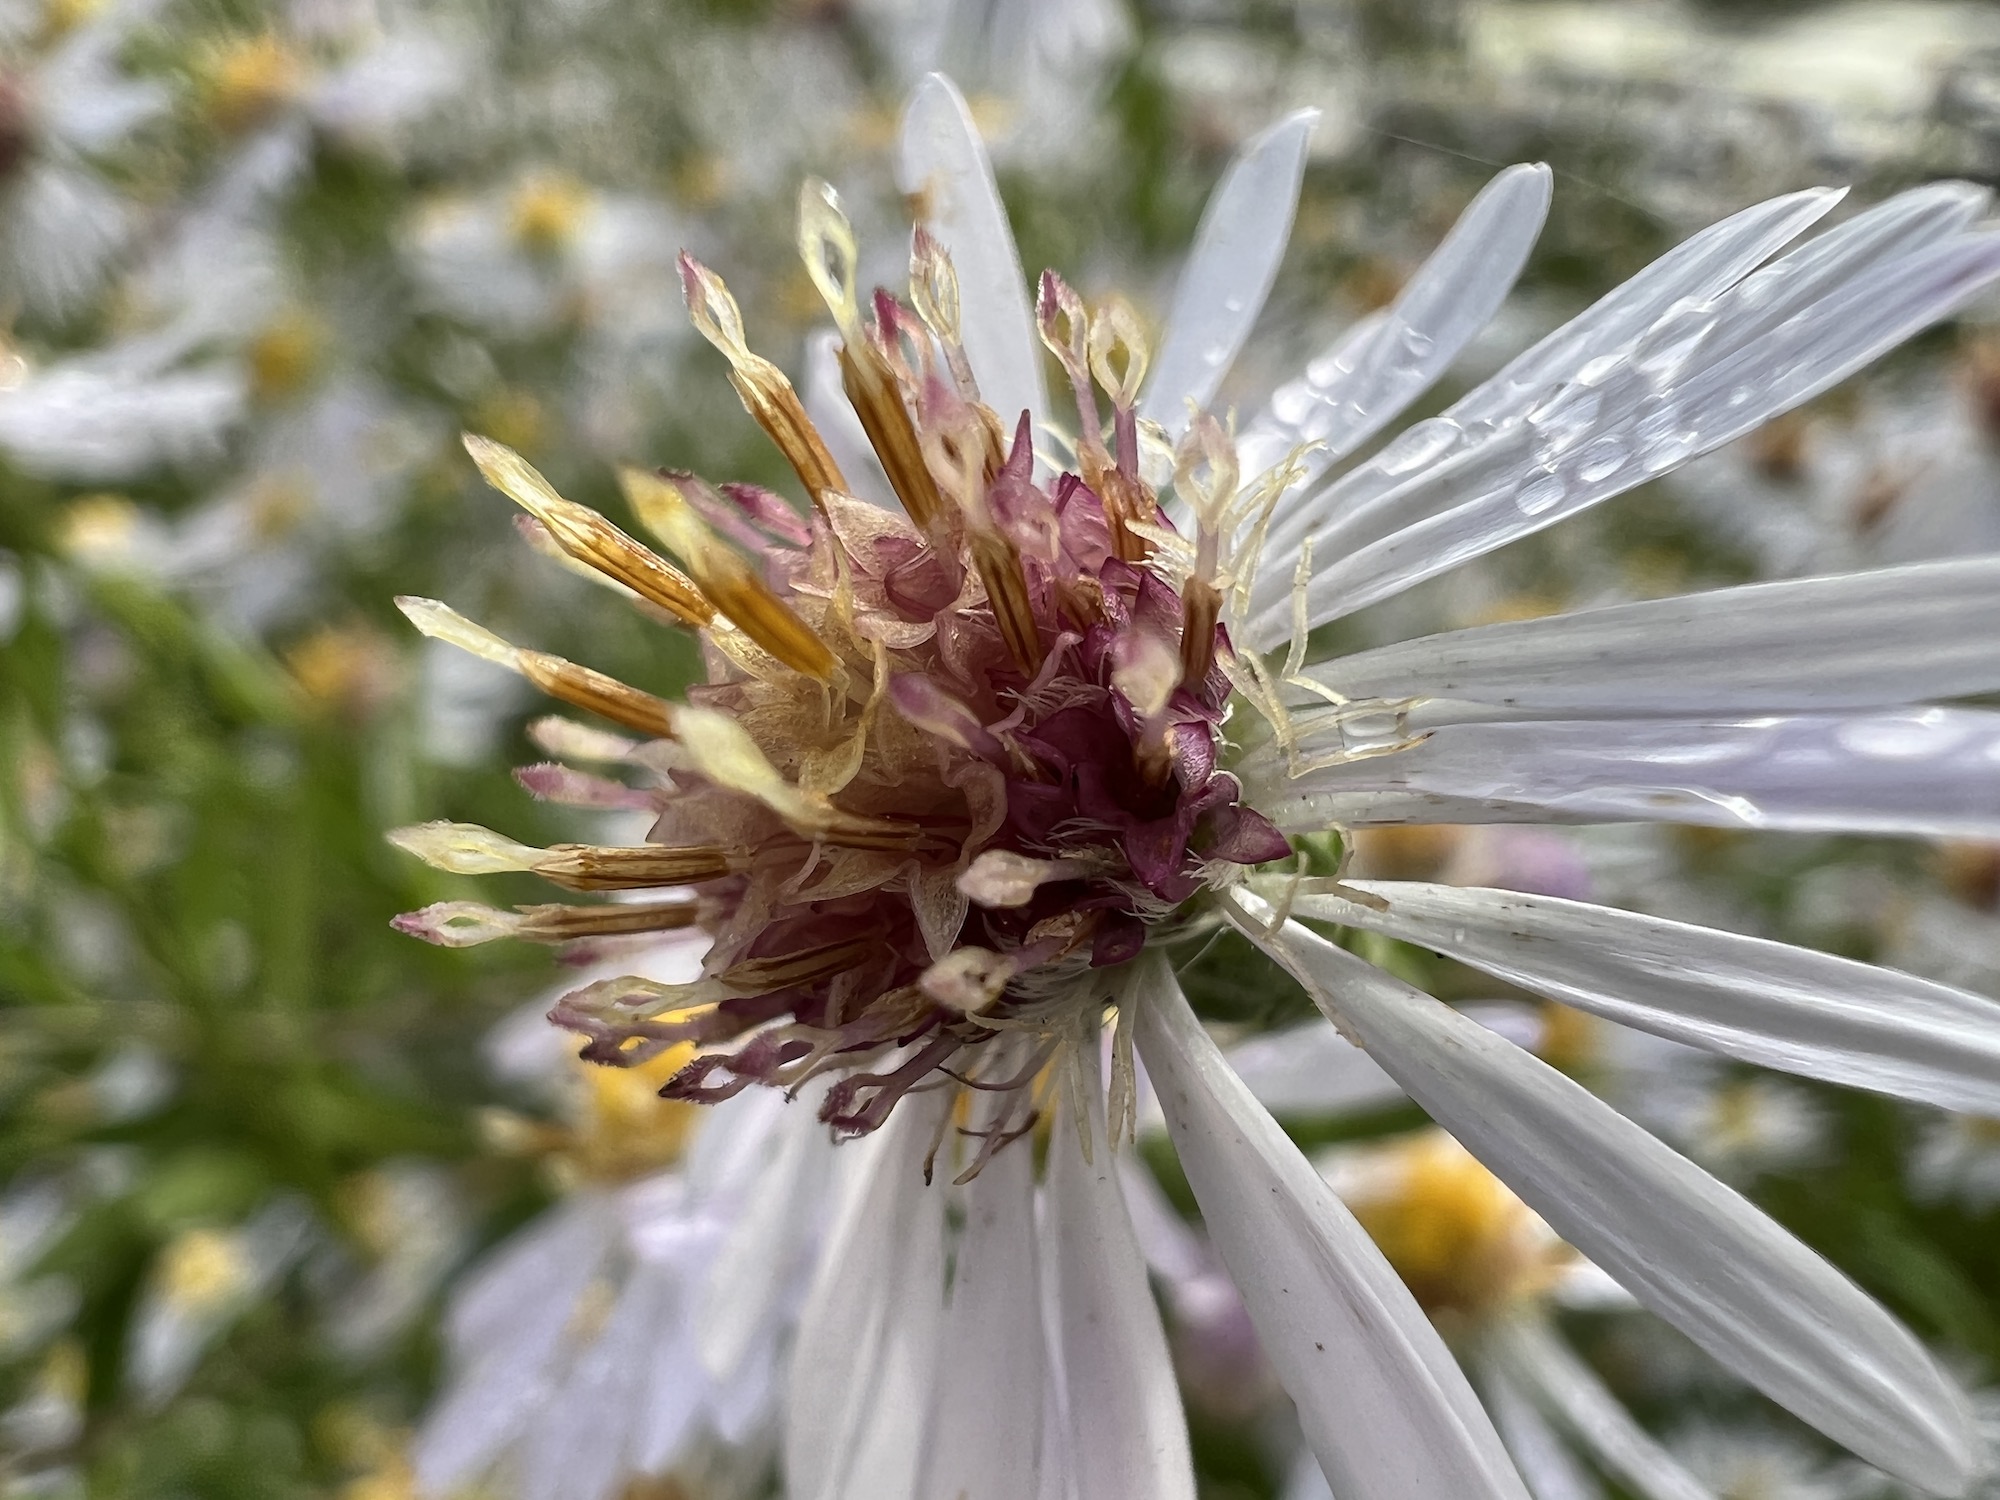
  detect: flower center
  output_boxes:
[392,180,1299,1153]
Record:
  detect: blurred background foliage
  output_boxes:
[4,0,2000,1495]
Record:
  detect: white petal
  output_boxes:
[785,1092,948,1500]
[803,330,895,509]
[1285,881,2000,1115]
[1219,1017,1406,1118]
[1251,709,2000,840]
[1482,1316,1709,1500]
[1477,1359,1606,1500]
[1140,109,1317,446]
[1045,1041,1196,1500]
[518,1263,675,1500]
[1249,185,1843,613]
[1263,228,2000,640]
[1237,163,1552,487]
[1298,556,2000,715]
[1135,957,1531,1500]
[699,1099,833,1384]
[414,1198,619,1492]
[1235,899,1980,1496]
[898,73,1048,435]
[918,1137,1046,1500]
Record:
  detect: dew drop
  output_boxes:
[1634,404,1700,471]
[1632,299,1716,384]
[1514,467,1567,516]
[1576,353,1625,388]
[1574,436,1627,484]
[1306,350,1357,387]
[1223,295,1247,314]
[1374,416,1462,475]
[1526,387,1601,456]
[1400,324,1435,359]
[1270,383,1318,427]
[1202,344,1229,368]
[1836,712,1965,760]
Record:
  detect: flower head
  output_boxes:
[395,72,2000,1500]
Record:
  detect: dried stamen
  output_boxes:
[464,435,712,626]
[680,252,848,507]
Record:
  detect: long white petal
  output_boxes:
[1477,1358,1606,1500]
[1045,1042,1196,1500]
[1232,898,1980,1495]
[918,1136,1046,1500]
[1140,109,1317,446]
[785,1092,948,1500]
[1135,957,1532,1500]
[414,1197,619,1492]
[1218,1017,1407,1118]
[1482,1316,1710,1500]
[1250,708,2000,840]
[1256,228,2000,641]
[1296,556,2000,714]
[898,73,1048,436]
[1237,163,1552,488]
[1260,181,1985,580]
[1283,881,2000,1115]
[519,1263,674,1500]
[1249,185,1843,604]
[699,1099,833,1384]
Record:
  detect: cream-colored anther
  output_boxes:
[679,252,848,506]
[394,596,520,669]
[1088,296,1151,408]
[798,179,864,339]
[465,434,711,626]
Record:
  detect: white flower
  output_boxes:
[395,73,2000,1500]
[413,938,834,1500]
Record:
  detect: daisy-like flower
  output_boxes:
[1294,1129,1712,1500]
[392,74,2000,1499]
[414,941,830,1500]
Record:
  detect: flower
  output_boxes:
[392,73,2000,1500]
[1299,1130,1712,1500]
[412,938,830,1500]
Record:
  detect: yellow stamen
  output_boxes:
[680,255,848,507]
[395,597,680,738]
[618,468,836,680]
[388,821,741,890]
[464,435,712,627]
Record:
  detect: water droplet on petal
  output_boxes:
[1576,353,1624,388]
[1574,436,1627,484]
[1270,383,1318,426]
[1223,295,1247,314]
[1514,467,1567,516]
[1202,344,1229,368]
[1836,712,1966,760]
[1374,416,1462,475]
[1634,404,1700,471]
[1400,324,1435,358]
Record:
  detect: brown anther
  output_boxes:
[679,253,849,508]
[841,339,947,528]
[532,843,743,891]
[619,468,838,680]
[1180,576,1223,689]
[465,436,713,627]
[720,937,877,994]
[967,530,1043,677]
[512,900,705,941]
[517,652,679,739]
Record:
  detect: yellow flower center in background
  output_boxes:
[567,1043,703,1183]
[201,34,304,133]
[158,1227,252,1311]
[249,310,328,404]
[1341,1131,1566,1324]
[509,174,593,254]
